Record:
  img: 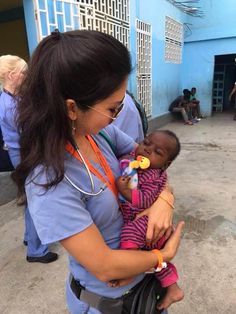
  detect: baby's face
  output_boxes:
[135,132,175,169]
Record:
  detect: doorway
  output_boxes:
[0,1,29,60]
[212,54,236,112]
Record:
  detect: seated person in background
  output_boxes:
[188,87,202,121]
[116,130,184,310]
[228,82,236,121]
[169,89,193,125]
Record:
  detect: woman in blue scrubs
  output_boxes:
[0,55,58,263]
[12,30,184,313]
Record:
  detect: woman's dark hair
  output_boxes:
[12,30,132,199]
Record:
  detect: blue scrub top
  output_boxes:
[113,93,144,143]
[0,91,20,167]
[26,124,144,298]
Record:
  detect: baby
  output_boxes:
[116,130,184,310]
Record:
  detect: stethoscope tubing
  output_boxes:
[64,146,106,196]
[64,173,106,196]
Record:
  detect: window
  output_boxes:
[165,16,183,64]
[136,19,152,117]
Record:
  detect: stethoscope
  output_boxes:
[64,144,107,196]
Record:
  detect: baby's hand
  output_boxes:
[107,279,119,288]
[116,175,132,202]
[116,175,130,192]
[107,277,135,288]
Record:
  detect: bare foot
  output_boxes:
[157,283,184,310]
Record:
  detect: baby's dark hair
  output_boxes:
[156,130,181,161]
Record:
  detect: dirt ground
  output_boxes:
[0,112,235,314]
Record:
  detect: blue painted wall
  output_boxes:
[129,0,186,118]
[185,0,236,42]
[20,0,236,117]
[182,0,236,115]
[24,0,235,117]
[22,0,188,119]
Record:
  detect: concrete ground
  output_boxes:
[0,112,235,314]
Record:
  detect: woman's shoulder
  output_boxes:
[26,164,51,187]
[0,91,16,105]
[102,124,135,144]
[99,125,136,157]
[0,92,17,122]
[102,124,123,138]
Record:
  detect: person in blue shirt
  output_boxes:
[0,55,58,263]
[113,92,144,142]
[12,30,184,313]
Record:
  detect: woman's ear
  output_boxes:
[66,99,78,120]
[7,71,15,81]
